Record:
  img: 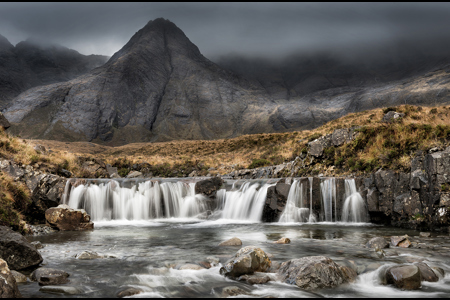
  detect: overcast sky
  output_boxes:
[1,2,450,61]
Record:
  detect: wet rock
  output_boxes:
[40,285,82,295]
[220,246,271,278]
[262,182,291,222]
[382,111,405,123]
[277,256,350,290]
[414,263,439,282]
[31,267,69,286]
[385,265,422,290]
[365,263,382,273]
[75,250,103,260]
[432,267,445,279]
[221,286,250,297]
[116,287,143,298]
[206,256,220,267]
[374,247,386,258]
[26,224,55,235]
[179,264,205,270]
[398,239,412,248]
[45,204,94,231]
[419,232,431,237]
[10,270,27,283]
[31,241,44,249]
[238,272,271,284]
[275,237,291,244]
[195,176,223,197]
[339,265,357,282]
[218,237,242,246]
[366,237,389,249]
[384,250,399,257]
[0,259,21,298]
[197,261,211,269]
[0,225,43,270]
[390,235,410,247]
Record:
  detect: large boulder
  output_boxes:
[195,177,224,197]
[220,246,271,278]
[277,256,351,290]
[0,259,21,298]
[385,265,422,290]
[45,204,94,231]
[31,267,70,286]
[414,262,439,282]
[0,225,43,270]
[308,134,332,157]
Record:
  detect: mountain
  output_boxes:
[4,18,450,145]
[0,35,108,109]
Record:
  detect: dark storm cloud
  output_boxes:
[0,2,450,60]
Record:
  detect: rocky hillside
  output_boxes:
[0,35,108,109]
[3,18,450,145]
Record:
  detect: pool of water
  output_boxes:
[20,220,450,298]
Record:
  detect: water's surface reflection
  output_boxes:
[20,221,450,298]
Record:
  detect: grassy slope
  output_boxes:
[15,103,450,178]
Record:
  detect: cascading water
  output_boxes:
[341,179,369,222]
[279,180,310,222]
[320,178,336,222]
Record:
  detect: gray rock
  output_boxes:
[366,237,389,249]
[331,128,352,146]
[385,265,422,290]
[277,256,351,290]
[414,262,439,282]
[75,250,103,260]
[220,246,271,278]
[195,177,224,197]
[31,241,44,249]
[382,111,405,123]
[116,287,143,298]
[31,267,70,286]
[126,171,143,178]
[0,259,22,297]
[238,272,271,284]
[221,286,249,297]
[218,237,242,246]
[0,225,43,270]
[308,134,332,157]
[45,204,94,231]
[390,235,409,247]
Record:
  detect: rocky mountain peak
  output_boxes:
[0,34,14,52]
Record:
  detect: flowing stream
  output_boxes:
[17,177,450,298]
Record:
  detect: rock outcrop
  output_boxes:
[45,204,94,231]
[195,177,224,197]
[0,225,43,270]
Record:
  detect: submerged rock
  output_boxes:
[221,286,250,297]
[31,267,69,286]
[218,237,242,246]
[75,251,103,260]
[275,237,291,244]
[116,287,143,298]
[0,225,43,270]
[385,265,422,290]
[238,272,271,285]
[277,256,351,290]
[40,286,81,295]
[366,237,389,249]
[0,259,22,298]
[45,204,94,231]
[220,246,271,278]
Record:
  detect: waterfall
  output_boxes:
[320,178,335,222]
[341,179,369,223]
[221,182,275,221]
[279,180,310,222]
[308,177,316,222]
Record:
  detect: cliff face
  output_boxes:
[0,35,108,109]
[4,18,450,144]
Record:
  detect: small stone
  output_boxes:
[197,261,211,269]
[218,237,242,246]
[221,286,249,297]
[398,239,412,248]
[391,235,408,247]
[31,241,44,249]
[238,272,271,284]
[75,250,103,260]
[419,232,431,238]
[39,286,81,295]
[275,237,290,244]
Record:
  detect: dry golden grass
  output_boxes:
[6,103,449,177]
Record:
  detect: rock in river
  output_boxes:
[45,204,94,231]
[31,267,70,286]
[385,265,422,290]
[366,237,389,249]
[277,256,352,290]
[220,246,271,278]
[218,237,242,246]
